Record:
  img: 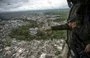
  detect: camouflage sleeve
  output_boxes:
[51,23,70,30]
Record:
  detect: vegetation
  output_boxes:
[9,20,38,40]
[9,25,66,41]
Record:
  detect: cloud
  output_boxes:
[0,0,29,9]
[0,0,68,12]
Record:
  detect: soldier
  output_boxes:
[44,0,90,58]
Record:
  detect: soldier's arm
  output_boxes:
[44,22,74,31]
[51,23,70,30]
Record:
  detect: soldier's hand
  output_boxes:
[85,44,90,53]
[68,21,77,29]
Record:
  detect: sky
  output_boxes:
[0,0,69,12]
